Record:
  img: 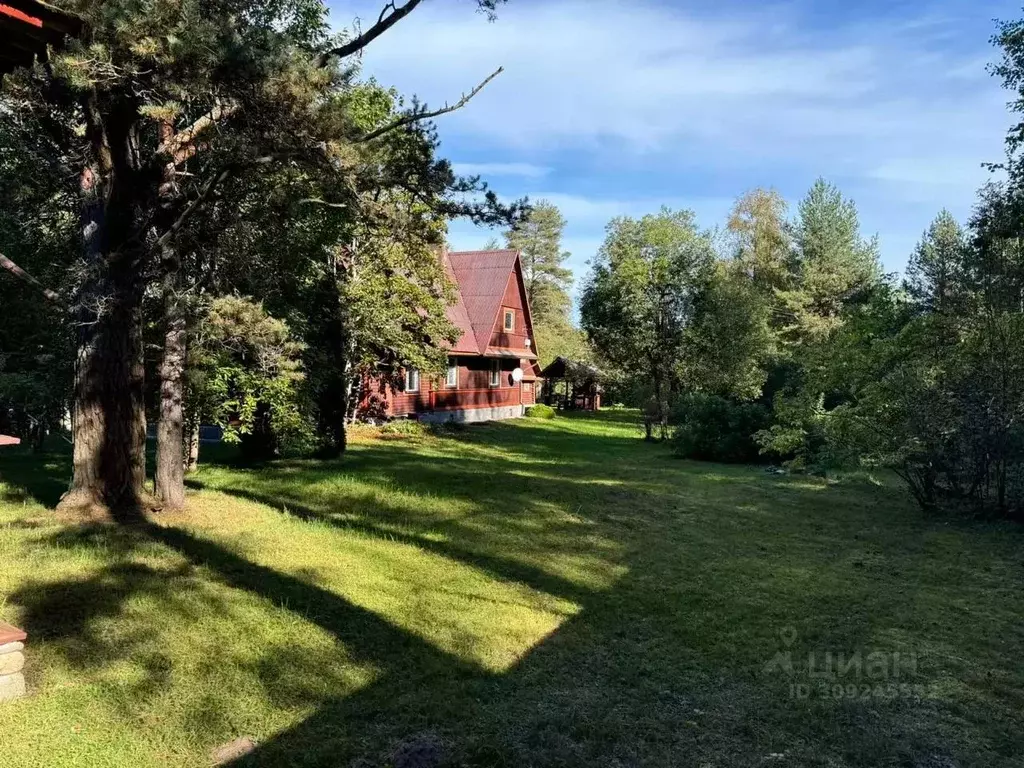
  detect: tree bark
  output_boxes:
[185,419,200,474]
[59,265,148,521]
[155,265,187,509]
[314,271,349,458]
[57,96,149,523]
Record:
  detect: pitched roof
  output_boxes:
[446,249,521,355]
[0,435,21,447]
[440,251,479,354]
[0,1,84,78]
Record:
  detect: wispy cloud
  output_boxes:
[335,0,1018,274]
[452,162,550,178]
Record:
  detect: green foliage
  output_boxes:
[671,394,770,464]
[727,187,793,296]
[190,297,311,454]
[533,321,591,369]
[378,418,429,437]
[680,261,775,400]
[525,404,556,419]
[777,179,880,344]
[905,210,970,314]
[754,390,829,470]
[505,200,574,323]
[581,208,716,435]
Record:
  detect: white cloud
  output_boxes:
[349,1,1007,158]
[451,162,550,178]
[335,0,1017,273]
[523,192,735,227]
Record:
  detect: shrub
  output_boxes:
[525,404,556,419]
[672,393,771,464]
[379,419,428,438]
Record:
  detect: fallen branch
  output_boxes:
[357,67,504,143]
[0,252,63,306]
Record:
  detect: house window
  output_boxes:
[489,359,501,387]
[503,309,515,332]
[404,368,420,393]
[446,358,458,388]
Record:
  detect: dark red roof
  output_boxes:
[441,251,480,354]
[447,249,520,355]
[0,1,84,78]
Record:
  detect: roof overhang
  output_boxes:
[485,348,538,360]
[0,1,84,78]
[0,435,22,447]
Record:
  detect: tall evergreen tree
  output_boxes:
[777,179,880,343]
[0,0,510,519]
[905,210,970,314]
[505,200,573,323]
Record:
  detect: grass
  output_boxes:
[1,410,1023,767]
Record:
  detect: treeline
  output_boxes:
[579,17,1024,520]
[582,178,1024,519]
[0,0,515,519]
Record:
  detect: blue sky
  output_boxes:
[326,0,1019,293]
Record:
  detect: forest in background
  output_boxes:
[2,0,1024,521]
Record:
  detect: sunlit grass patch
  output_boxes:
[1,411,1023,767]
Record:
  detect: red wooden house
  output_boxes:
[361,248,543,423]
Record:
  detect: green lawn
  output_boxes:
[1,411,1023,767]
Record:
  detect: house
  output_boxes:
[360,249,542,423]
[0,0,84,78]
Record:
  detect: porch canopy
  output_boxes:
[1,0,84,78]
[539,357,604,411]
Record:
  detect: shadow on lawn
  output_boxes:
[3,413,1020,766]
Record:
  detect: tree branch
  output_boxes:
[153,168,232,253]
[298,198,348,209]
[0,252,63,306]
[156,102,240,166]
[357,67,504,143]
[318,0,422,66]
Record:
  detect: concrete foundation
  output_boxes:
[419,405,525,424]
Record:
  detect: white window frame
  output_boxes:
[446,358,459,389]
[489,359,501,388]
[503,309,515,332]
[404,367,420,393]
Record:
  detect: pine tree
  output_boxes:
[778,179,880,343]
[905,210,969,314]
[505,201,573,323]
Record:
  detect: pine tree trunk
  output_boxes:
[59,268,147,521]
[57,99,149,523]
[154,120,188,509]
[155,266,187,509]
[314,272,349,458]
[185,420,200,474]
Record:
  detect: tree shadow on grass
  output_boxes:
[0,448,70,508]
[5,415,1024,766]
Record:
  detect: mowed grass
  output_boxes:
[1,411,1023,767]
